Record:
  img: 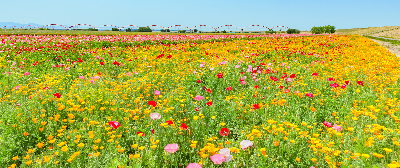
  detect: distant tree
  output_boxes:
[194,29,198,32]
[178,30,186,33]
[166,29,170,32]
[160,29,165,32]
[222,30,227,33]
[126,28,132,32]
[286,29,300,34]
[138,27,152,32]
[112,28,119,31]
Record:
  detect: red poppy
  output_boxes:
[357,81,364,86]
[253,104,260,110]
[113,61,120,66]
[137,132,145,136]
[330,83,339,88]
[53,93,61,98]
[281,74,287,79]
[166,120,174,125]
[207,88,212,93]
[108,121,120,130]
[328,78,335,81]
[345,81,350,85]
[206,102,213,106]
[180,123,188,130]
[226,87,232,91]
[100,62,104,65]
[290,74,296,78]
[195,107,200,111]
[151,129,155,134]
[220,128,229,136]
[217,73,223,78]
[312,73,318,76]
[197,80,201,83]
[148,101,157,107]
[254,85,259,89]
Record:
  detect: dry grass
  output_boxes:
[336,26,400,35]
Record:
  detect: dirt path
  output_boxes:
[369,39,400,57]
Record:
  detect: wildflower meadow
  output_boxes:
[0,34,400,167]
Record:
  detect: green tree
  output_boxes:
[286,29,300,34]
[138,27,152,32]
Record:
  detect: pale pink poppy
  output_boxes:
[306,93,314,98]
[154,90,161,95]
[210,154,225,164]
[93,76,100,80]
[65,67,70,71]
[150,113,161,120]
[194,95,204,101]
[285,78,292,82]
[186,163,202,168]
[15,86,21,90]
[240,140,253,150]
[79,76,85,79]
[235,65,240,68]
[240,81,247,85]
[164,143,179,153]
[126,72,132,76]
[332,124,342,132]
[219,148,232,162]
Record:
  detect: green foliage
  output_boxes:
[266,29,276,34]
[222,30,227,33]
[160,29,165,32]
[194,29,198,32]
[311,25,336,34]
[286,29,300,34]
[88,28,98,31]
[138,27,152,32]
[125,28,132,32]
[112,28,119,31]
[166,29,170,32]
[178,30,186,33]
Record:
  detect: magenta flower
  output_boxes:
[164,143,179,153]
[154,90,161,95]
[150,112,161,120]
[15,86,21,90]
[108,121,120,130]
[323,121,333,128]
[194,95,204,101]
[79,76,85,79]
[210,154,225,164]
[24,72,30,76]
[306,93,314,98]
[186,163,202,168]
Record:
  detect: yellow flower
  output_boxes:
[220,122,226,126]
[95,139,101,143]
[37,142,44,148]
[133,154,140,158]
[296,158,301,162]
[193,116,199,120]
[151,145,157,149]
[77,143,85,147]
[25,160,32,165]
[310,158,317,162]
[138,146,145,150]
[383,148,393,153]
[61,146,68,152]
[12,156,18,160]
[94,152,100,157]
[131,144,138,148]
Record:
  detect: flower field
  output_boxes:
[1,34,400,167]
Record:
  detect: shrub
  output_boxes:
[311,25,336,34]
[138,27,152,32]
[88,28,98,31]
[286,29,300,34]
[222,30,227,33]
[178,30,186,33]
[160,29,165,32]
[166,29,170,32]
[126,28,132,32]
[194,29,198,32]
[112,28,119,31]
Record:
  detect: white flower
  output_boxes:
[240,140,253,150]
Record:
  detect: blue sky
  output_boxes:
[1,0,399,31]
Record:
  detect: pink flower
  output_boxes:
[194,95,204,101]
[93,76,100,80]
[235,65,240,68]
[126,72,132,76]
[312,73,318,76]
[15,86,21,90]
[24,72,30,76]
[186,163,202,168]
[154,90,161,95]
[240,140,253,150]
[195,107,200,111]
[219,148,232,162]
[285,78,292,82]
[210,154,225,164]
[306,93,314,98]
[150,113,161,120]
[330,83,339,88]
[328,77,335,81]
[323,121,333,128]
[79,76,85,79]
[164,143,179,153]
[65,67,70,71]
[332,124,342,132]
[240,81,247,85]
[108,121,120,130]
